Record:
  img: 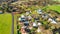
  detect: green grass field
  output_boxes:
[43,5,60,13]
[48,5,60,13]
[0,13,12,34]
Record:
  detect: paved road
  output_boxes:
[11,12,14,34]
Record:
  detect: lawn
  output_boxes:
[0,13,12,34]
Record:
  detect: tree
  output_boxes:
[2,2,8,13]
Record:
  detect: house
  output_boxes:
[51,20,57,24]
[34,17,39,22]
[26,11,30,15]
[37,22,42,26]
[48,18,53,22]
[56,17,60,22]
[21,26,28,34]
[37,9,43,14]
[28,15,32,20]
[33,22,38,28]
[36,27,41,32]
[20,15,26,22]
[52,28,60,34]
[42,14,49,20]
[25,11,31,15]
[24,21,29,26]
[0,10,3,14]
[25,28,31,33]
[18,17,26,22]
[48,18,57,24]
